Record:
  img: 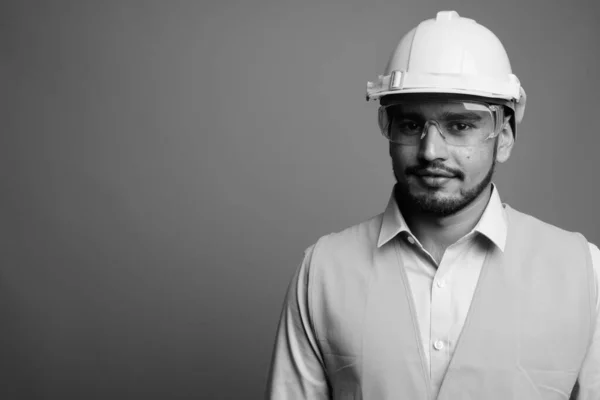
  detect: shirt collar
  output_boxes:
[377,184,507,251]
[377,189,411,248]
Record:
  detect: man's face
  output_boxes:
[388,99,512,217]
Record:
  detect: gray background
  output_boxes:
[2,1,599,399]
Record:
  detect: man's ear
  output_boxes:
[496,117,515,163]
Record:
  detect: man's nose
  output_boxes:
[418,123,449,162]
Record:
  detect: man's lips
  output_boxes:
[413,169,455,178]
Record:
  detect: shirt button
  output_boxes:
[406,236,415,245]
[433,340,445,351]
[436,280,446,288]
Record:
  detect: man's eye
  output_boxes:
[397,121,422,132]
[449,122,473,131]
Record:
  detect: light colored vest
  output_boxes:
[309,205,596,400]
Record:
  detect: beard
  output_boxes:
[393,146,497,217]
[394,163,495,217]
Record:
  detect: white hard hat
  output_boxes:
[367,11,526,126]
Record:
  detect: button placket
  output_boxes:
[430,255,452,391]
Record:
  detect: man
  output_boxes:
[266,11,600,399]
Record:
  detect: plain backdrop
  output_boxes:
[2,1,600,399]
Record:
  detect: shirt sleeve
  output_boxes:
[576,243,600,399]
[265,244,330,400]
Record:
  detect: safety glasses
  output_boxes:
[378,100,508,147]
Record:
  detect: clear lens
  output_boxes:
[378,100,504,146]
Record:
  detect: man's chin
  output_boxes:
[408,182,456,199]
[397,184,469,216]
[409,194,463,216]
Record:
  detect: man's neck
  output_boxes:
[398,185,493,263]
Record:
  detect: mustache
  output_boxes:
[405,161,465,180]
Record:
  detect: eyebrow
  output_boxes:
[440,111,483,121]
[391,111,425,121]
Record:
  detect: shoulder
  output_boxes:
[505,204,589,246]
[311,213,383,261]
[298,213,384,281]
[503,204,598,287]
[505,204,599,315]
[505,204,597,283]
